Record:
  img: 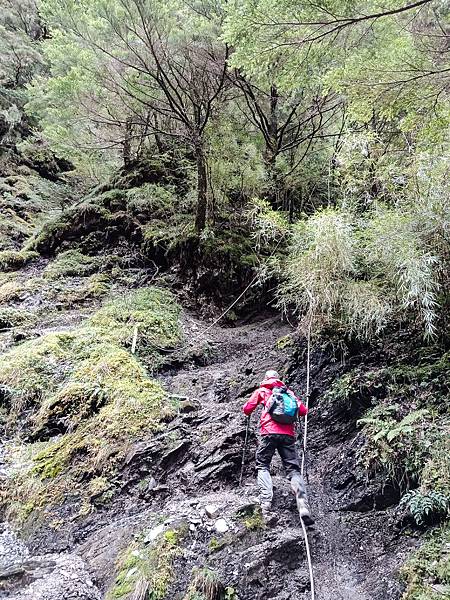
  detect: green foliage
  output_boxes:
[276,198,447,339]
[401,490,450,527]
[0,249,38,271]
[107,527,185,600]
[400,524,450,600]
[359,409,430,445]
[247,198,289,251]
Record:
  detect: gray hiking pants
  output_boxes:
[256,433,307,504]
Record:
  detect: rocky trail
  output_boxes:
[0,295,415,599]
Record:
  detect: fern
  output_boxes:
[401,490,450,525]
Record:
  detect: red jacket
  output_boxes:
[243,377,308,437]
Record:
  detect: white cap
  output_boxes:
[265,369,280,379]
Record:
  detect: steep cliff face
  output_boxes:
[0,156,448,600]
[1,247,447,600]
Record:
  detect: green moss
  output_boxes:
[241,506,265,531]
[32,347,168,476]
[26,202,113,254]
[107,527,185,600]
[44,250,101,279]
[0,276,23,303]
[0,249,38,272]
[89,287,182,363]
[0,307,35,329]
[42,273,111,305]
[208,536,228,553]
[0,173,71,250]
[126,183,177,219]
[400,524,450,600]
[0,287,182,518]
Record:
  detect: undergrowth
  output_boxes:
[327,352,450,524]
[107,526,186,600]
[400,523,450,599]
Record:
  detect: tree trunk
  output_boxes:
[263,85,279,170]
[123,117,132,167]
[263,85,282,207]
[194,144,208,233]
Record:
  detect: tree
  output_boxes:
[0,0,46,154]
[33,0,230,232]
[233,72,341,212]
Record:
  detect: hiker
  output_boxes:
[242,369,314,525]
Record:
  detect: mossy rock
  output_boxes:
[0,307,35,329]
[43,250,102,279]
[0,249,38,272]
[89,287,182,363]
[0,287,183,520]
[27,201,142,255]
[0,173,72,249]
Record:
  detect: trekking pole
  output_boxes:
[239,416,251,487]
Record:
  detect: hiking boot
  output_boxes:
[296,497,315,526]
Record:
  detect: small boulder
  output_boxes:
[205,504,219,519]
[214,519,229,534]
[143,524,165,544]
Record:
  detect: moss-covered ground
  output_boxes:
[107,526,187,600]
[0,285,182,522]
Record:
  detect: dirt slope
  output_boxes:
[1,301,414,599]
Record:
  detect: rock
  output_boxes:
[205,504,219,518]
[143,524,165,544]
[214,519,229,533]
[6,553,101,600]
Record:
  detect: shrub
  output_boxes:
[273,202,446,340]
[400,524,450,600]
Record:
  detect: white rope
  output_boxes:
[300,310,315,600]
[301,312,312,477]
[300,518,316,600]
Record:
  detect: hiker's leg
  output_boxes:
[255,435,276,506]
[278,435,314,524]
[277,434,302,481]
